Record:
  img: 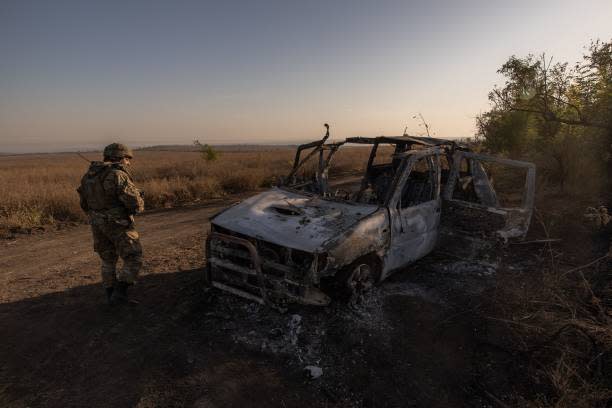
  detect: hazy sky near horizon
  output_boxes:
[1,0,611,153]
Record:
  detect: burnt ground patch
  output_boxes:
[1,252,537,408]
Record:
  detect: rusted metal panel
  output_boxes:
[324,209,390,269]
[383,200,440,279]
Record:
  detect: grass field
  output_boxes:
[0,147,372,234]
[0,143,590,234]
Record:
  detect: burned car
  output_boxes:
[205,126,535,306]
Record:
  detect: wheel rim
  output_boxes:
[347,263,374,298]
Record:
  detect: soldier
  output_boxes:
[77,143,144,305]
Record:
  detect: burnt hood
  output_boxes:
[211,188,379,252]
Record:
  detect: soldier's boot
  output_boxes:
[110,281,138,305]
[100,256,118,305]
[105,287,114,304]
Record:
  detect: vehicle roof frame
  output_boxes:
[346,135,465,148]
[384,147,442,208]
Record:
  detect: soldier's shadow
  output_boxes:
[0,267,246,407]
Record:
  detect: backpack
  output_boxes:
[78,162,114,211]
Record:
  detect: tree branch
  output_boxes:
[545,93,584,120]
[507,106,610,129]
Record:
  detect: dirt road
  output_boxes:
[0,201,228,303]
[0,198,524,407]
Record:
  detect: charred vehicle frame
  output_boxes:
[205,126,536,306]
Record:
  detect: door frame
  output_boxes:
[441,150,536,241]
[381,148,442,278]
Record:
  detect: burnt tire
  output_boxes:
[337,257,380,305]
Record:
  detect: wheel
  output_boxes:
[333,189,351,200]
[345,262,376,305]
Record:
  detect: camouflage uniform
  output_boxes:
[77,149,144,290]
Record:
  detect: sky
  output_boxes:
[0,0,611,153]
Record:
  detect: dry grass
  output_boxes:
[512,271,610,407]
[489,208,612,408]
[0,147,371,234]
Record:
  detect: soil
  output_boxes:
[0,197,558,408]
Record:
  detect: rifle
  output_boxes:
[75,152,92,163]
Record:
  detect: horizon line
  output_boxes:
[0,134,472,155]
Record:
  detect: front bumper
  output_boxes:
[205,232,331,306]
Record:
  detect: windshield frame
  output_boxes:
[280,136,455,206]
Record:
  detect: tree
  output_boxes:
[477,40,612,199]
[193,140,219,162]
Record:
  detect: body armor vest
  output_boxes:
[79,162,124,211]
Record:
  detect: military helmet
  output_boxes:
[103,143,133,160]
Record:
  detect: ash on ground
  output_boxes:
[198,253,518,407]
